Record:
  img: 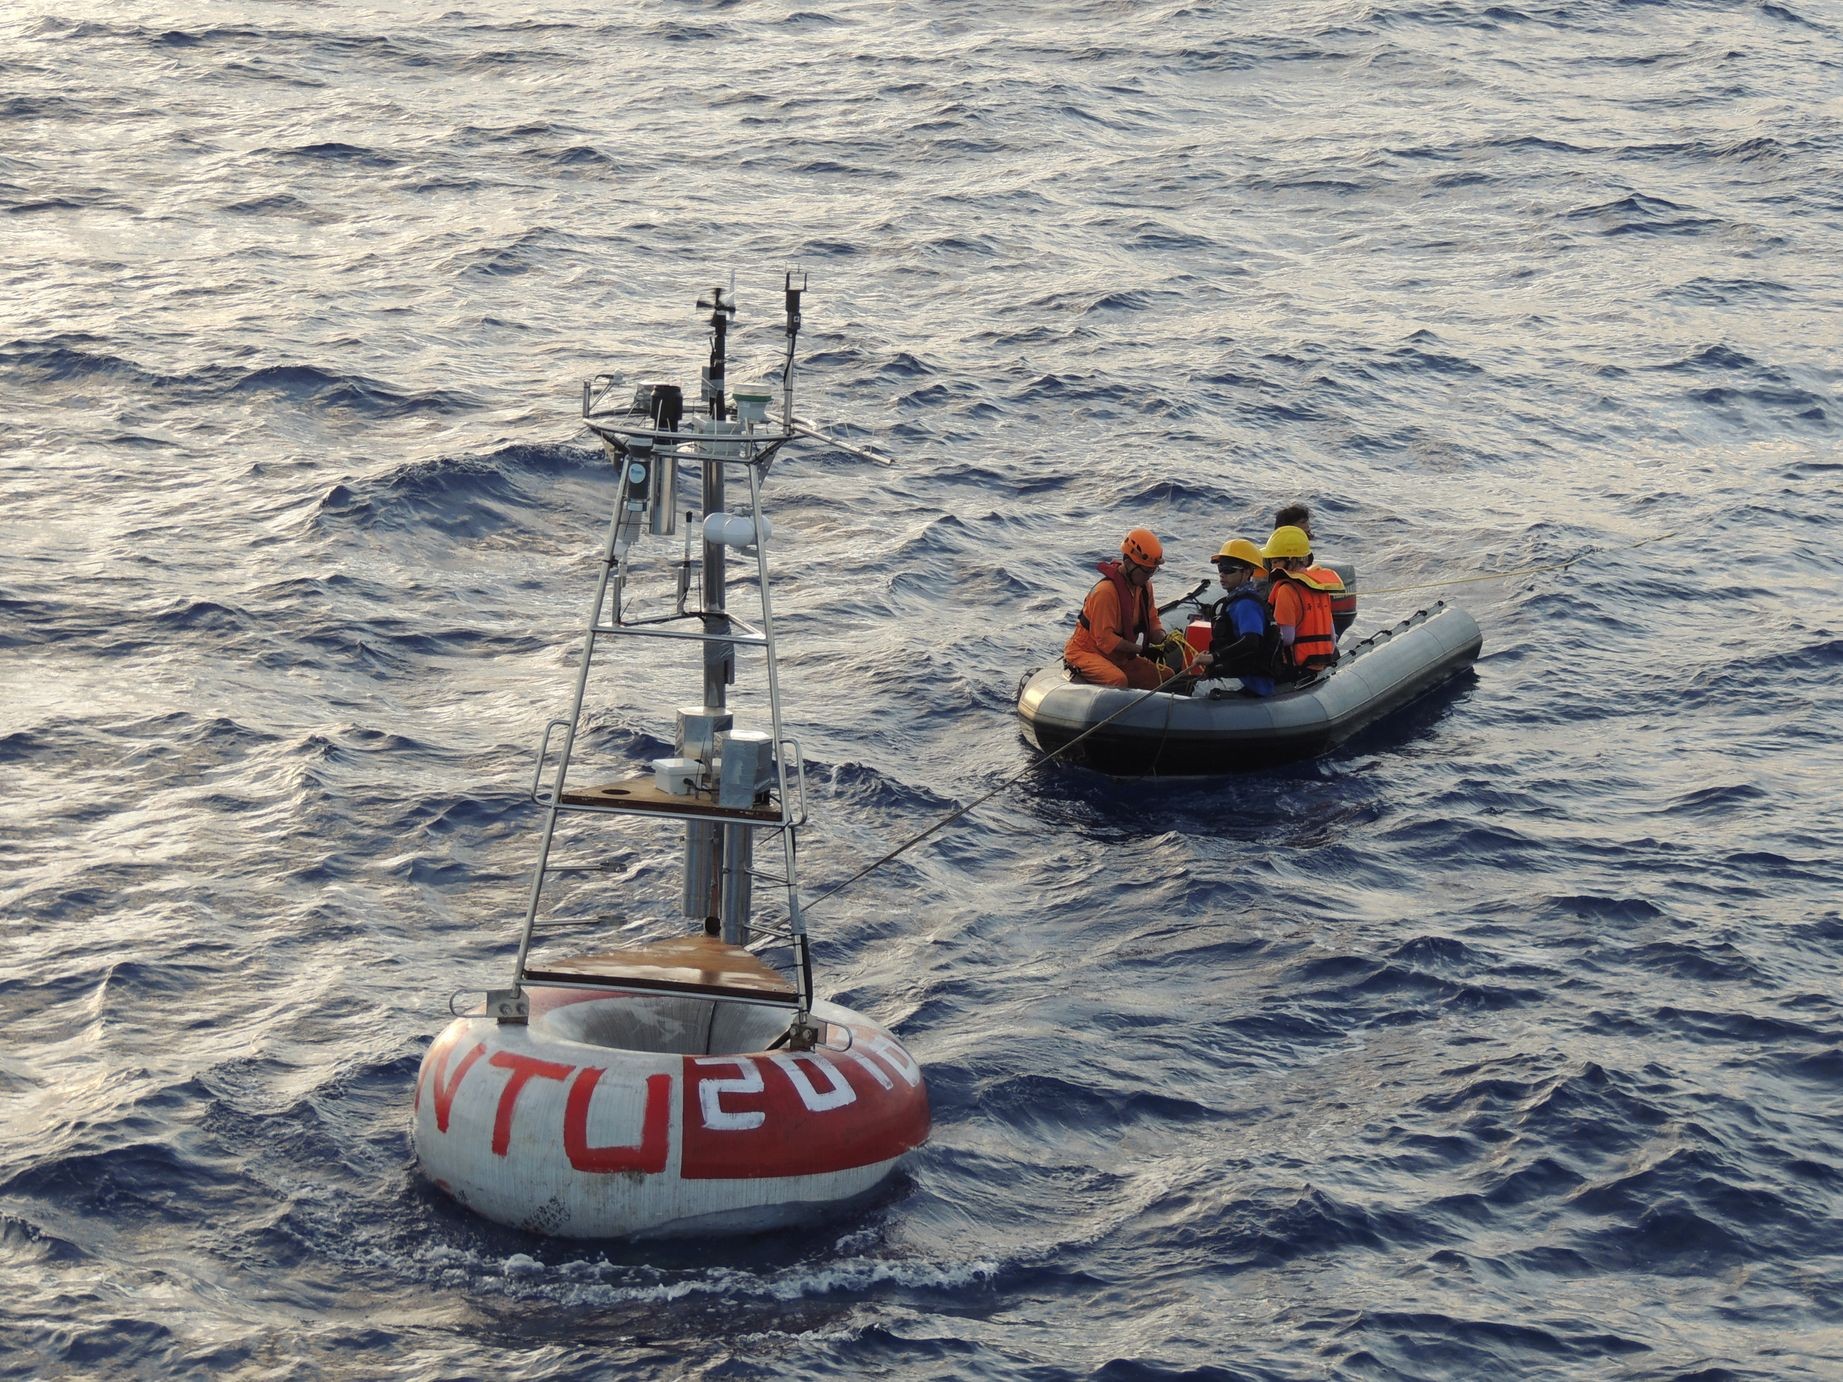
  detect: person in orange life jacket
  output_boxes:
[1064,527,1175,690]
[1190,538,1278,697]
[1262,524,1340,673]
[1275,502,1348,596]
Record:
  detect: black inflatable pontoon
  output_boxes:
[1016,601,1483,776]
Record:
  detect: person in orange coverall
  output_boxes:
[1063,527,1176,690]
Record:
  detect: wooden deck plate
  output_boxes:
[528,935,796,998]
[559,774,780,822]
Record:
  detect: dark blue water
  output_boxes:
[3,2,1840,1377]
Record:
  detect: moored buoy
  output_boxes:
[414,276,929,1238]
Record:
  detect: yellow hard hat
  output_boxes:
[1261,524,1311,559]
[1214,538,1266,571]
[1121,527,1165,567]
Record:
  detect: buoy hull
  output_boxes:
[412,994,929,1238]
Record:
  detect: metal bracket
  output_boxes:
[783,1010,822,1052]
[485,988,529,1024]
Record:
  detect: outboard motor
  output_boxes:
[1330,563,1357,637]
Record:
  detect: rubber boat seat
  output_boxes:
[1201,667,1331,699]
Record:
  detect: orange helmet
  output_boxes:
[1121,527,1164,568]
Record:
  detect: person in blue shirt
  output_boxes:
[1193,538,1279,696]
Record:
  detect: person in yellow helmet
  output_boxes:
[1275,502,1353,629]
[1192,538,1279,696]
[1262,524,1340,673]
[1064,527,1176,690]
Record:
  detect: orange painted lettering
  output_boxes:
[563,1068,672,1173]
[427,1040,487,1133]
[487,1051,574,1156]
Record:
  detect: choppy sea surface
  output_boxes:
[4,1,1841,1377]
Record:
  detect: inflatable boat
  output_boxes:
[1016,600,1483,776]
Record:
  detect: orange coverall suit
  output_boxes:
[1064,564,1169,690]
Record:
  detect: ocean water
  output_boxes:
[3,0,1841,1377]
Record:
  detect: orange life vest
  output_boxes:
[1304,564,1344,594]
[1268,568,1339,670]
[1307,564,1356,635]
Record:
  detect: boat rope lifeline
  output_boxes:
[803,661,1196,915]
[1354,529,1678,598]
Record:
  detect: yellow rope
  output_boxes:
[1355,530,1678,598]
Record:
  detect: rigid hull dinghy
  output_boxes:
[1017,600,1483,777]
[414,278,929,1237]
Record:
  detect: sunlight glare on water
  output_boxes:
[2,0,1840,1376]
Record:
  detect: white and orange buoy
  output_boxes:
[414,277,927,1236]
[415,941,927,1237]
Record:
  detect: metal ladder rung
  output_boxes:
[589,624,768,647]
[520,971,801,1008]
[583,422,793,459]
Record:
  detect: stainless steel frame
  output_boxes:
[494,280,817,1027]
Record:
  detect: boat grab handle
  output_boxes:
[531,718,573,801]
